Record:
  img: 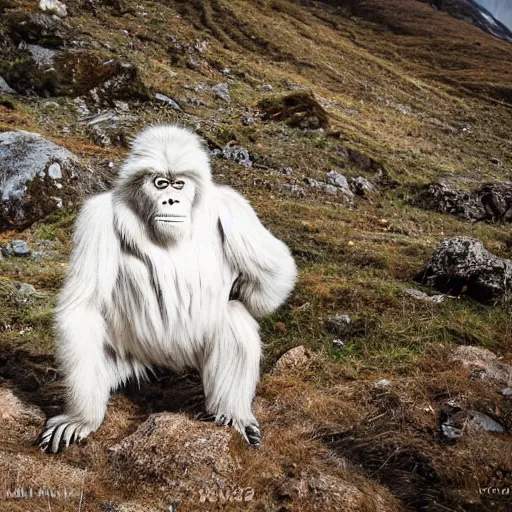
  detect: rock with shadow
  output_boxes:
[415,237,512,304]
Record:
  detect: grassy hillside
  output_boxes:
[0,0,511,510]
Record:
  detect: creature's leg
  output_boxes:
[40,307,135,453]
[201,300,262,446]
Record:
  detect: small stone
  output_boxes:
[467,410,504,433]
[279,183,305,195]
[378,218,389,226]
[259,84,273,93]
[211,82,231,103]
[305,177,323,189]
[500,388,512,397]
[17,283,36,296]
[323,184,339,195]
[1,246,13,257]
[274,346,311,375]
[280,167,293,175]
[0,76,16,95]
[335,314,351,324]
[47,162,62,180]
[404,288,445,303]
[347,241,356,247]
[11,240,31,257]
[241,116,256,126]
[39,0,67,17]
[375,379,392,388]
[325,314,352,338]
[332,339,345,349]
[441,424,462,440]
[155,93,183,111]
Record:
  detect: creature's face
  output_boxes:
[141,172,197,243]
[114,125,212,247]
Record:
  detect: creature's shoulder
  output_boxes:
[74,192,116,241]
[215,185,258,235]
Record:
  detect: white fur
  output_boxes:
[41,125,297,452]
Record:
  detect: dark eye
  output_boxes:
[154,177,170,189]
[172,180,185,190]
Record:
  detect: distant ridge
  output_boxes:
[419,0,512,41]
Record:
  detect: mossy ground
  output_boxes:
[1,0,512,511]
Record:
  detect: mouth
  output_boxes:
[154,214,187,223]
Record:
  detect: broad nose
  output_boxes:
[162,199,180,205]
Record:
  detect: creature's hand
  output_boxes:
[39,414,93,453]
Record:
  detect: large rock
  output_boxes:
[452,346,512,384]
[12,48,149,100]
[415,237,512,304]
[109,413,239,493]
[414,180,512,223]
[0,131,88,230]
[5,12,68,48]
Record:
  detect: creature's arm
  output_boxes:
[58,193,119,314]
[41,193,121,452]
[218,186,297,317]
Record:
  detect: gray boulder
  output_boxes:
[415,237,512,304]
[211,82,231,103]
[350,176,378,197]
[0,77,17,95]
[222,144,252,168]
[11,240,31,257]
[451,345,512,384]
[305,176,353,201]
[325,170,351,192]
[414,180,512,223]
[0,131,87,230]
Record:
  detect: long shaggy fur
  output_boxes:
[40,125,297,453]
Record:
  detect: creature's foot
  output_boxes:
[243,422,262,446]
[205,412,261,446]
[39,415,93,453]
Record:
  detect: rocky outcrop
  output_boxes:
[0,131,92,230]
[0,12,149,100]
[109,413,241,497]
[259,91,329,130]
[415,237,512,304]
[413,180,512,223]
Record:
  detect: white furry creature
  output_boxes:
[40,125,297,453]
[39,0,67,17]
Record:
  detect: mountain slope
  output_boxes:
[0,1,512,511]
